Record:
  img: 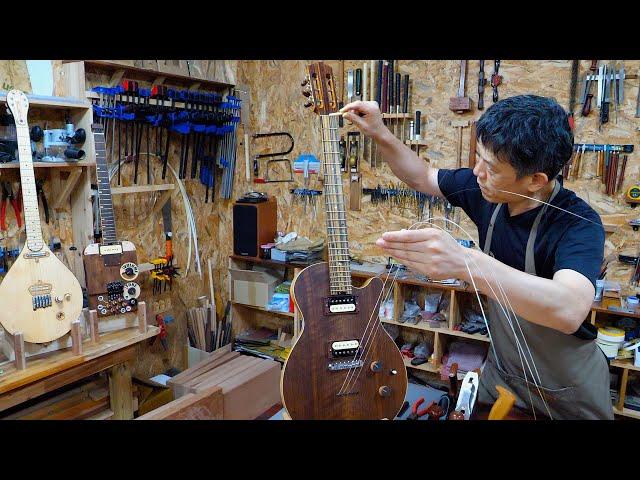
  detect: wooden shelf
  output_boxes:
[591,302,640,320]
[382,113,412,119]
[230,254,320,270]
[0,160,95,169]
[405,140,428,147]
[403,356,440,373]
[78,60,233,90]
[231,301,295,318]
[613,406,640,420]
[0,91,91,110]
[110,183,175,195]
[611,359,640,372]
[382,319,491,342]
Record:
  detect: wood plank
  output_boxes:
[53,169,82,209]
[187,356,262,394]
[86,409,114,420]
[108,361,133,419]
[166,345,236,396]
[110,184,175,195]
[216,360,281,420]
[137,385,223,420]
[46,396,109,420]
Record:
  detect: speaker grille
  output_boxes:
[233,204,258,257]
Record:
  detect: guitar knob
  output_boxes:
[370,361,382,373]
[55,296,63,304]
[125,267,134,276]
[378,386,391,397]
[449,410,465,421]
[64,293,71,301]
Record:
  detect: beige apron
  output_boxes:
[477,182,613,420]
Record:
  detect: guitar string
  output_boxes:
[341,217,552,419]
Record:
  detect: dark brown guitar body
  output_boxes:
[281,262,408,419]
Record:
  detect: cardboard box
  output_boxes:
[229,267,281,308]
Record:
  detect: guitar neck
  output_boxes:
[92,126,118,244]
[16,125,43,251]
[320,115,352,295]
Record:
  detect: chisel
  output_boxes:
[362,63,368,165]
[402,74,409,144]
[395,72,401,138]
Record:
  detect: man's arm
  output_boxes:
[376,228,594,334]
[341,101,443,197]
[463,249,594,334]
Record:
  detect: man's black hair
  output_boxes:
[475,94,574,180]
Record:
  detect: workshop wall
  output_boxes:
[226,60,640,303]
[2,60,640,377]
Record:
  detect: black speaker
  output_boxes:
[233,196,277,258]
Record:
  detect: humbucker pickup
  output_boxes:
[331,340,360,357]
[324,294,358,315]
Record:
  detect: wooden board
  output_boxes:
[216,359,281,420]
[186,356,262,394]
[166,345,237,398]
[137,385,223,420]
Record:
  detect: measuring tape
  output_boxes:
[626,185,640,207]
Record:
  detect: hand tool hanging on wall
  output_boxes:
[478,60,486,110]
[388,60,395,136]
[347,132,362,211]
[35,179,49,224]
[346,69,354,104]
[568,59,579,131]
[0,182,22,230]
[636,79,640,118]
[362,63,368,164]
[491,60,502,103]
[354,68,362,101]
[452,120,470,169]
[581,60,598,116]
[414,110,422,156]
[402,73,409,144]
[599,64,611,130]
[468,121,477,169]
[251,131,294,182]
[369,60,376,165]
[449,60,472,113]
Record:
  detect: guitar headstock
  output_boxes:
[302,62,339,115]
[6,90,29,127]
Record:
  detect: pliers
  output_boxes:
[406,397,435,420]
[0,182,21,231]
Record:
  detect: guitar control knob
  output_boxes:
[370,361,382,373]
[390,369,398,375]
[55,296,63,304]
[64,293,71,301]
[378,386,391,397]
[56,312,65,320]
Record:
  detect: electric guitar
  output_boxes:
[83,124,141,317]
[280,63,408,419]
[0,90,82,343]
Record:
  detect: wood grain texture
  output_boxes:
[281,262,407,419]
[137,385,223,420]
[0,244,83,343]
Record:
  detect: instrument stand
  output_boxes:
[0,302,147,370]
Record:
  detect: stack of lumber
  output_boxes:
[138,345,281,420]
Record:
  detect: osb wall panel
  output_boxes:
[220,59,640,314]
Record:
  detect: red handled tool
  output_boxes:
[407,397,434,420]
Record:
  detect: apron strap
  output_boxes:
[483,203,503,254]
[524,181,562,275]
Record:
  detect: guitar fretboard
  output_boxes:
[15,127,43,251]
[92,126,117,244]
[320,115,352,295]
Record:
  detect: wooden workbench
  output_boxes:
[0,326,159,419]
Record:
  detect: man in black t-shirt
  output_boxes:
[340,95,613,419]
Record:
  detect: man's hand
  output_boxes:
[376,228,469,280]
[340,101,388,140]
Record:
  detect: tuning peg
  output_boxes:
[301,78,309,87]
[304,101,314,108]
[302,90,312,97]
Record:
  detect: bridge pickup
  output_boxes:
[328,359,364,371]
[331,340,360,357]
[324,294,358,315]
[32,294,52,310]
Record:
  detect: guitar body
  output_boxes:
[281,262,407,419]
[83,241,140,316]
[0,244,82,343]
